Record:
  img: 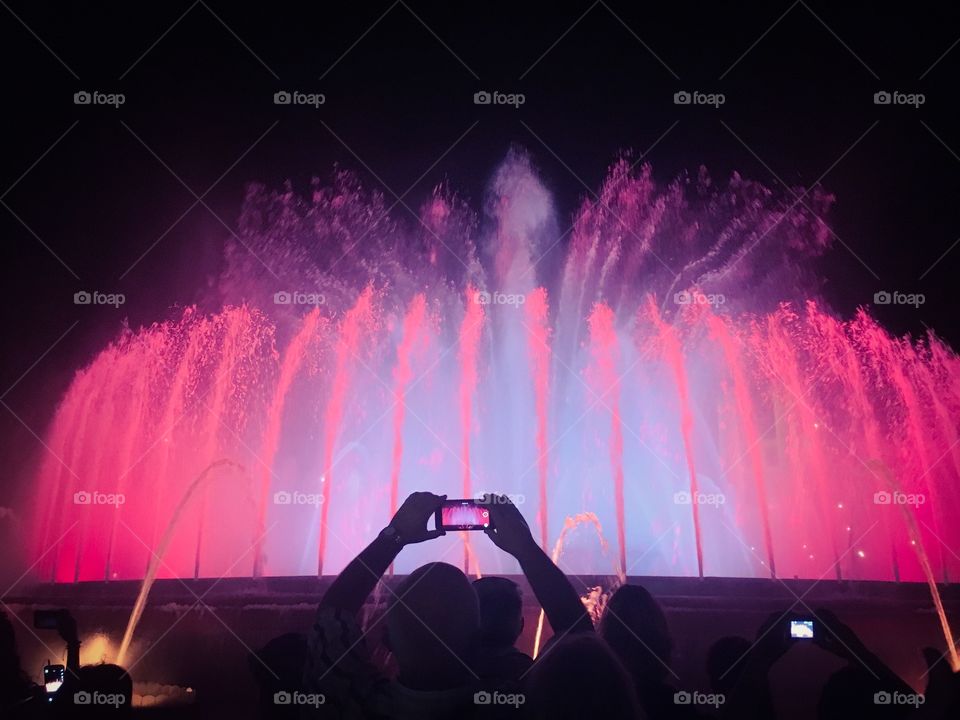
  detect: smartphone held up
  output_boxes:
[435,498,493,531]
[789,619,815,639]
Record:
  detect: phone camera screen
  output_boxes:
[440,501,490,530]
[789,619,815,639]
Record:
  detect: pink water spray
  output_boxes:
[254,307,323,577]
[389,294,428,519]
[318,287,375,576]
[526,287,551,550]
[588,303,627,575]
[458,287,485,573]
[647,299,704,577]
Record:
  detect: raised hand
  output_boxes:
[482,493,537,559]
[753,610,796,664]
[388,491,446,546]
[482,493,593,635]
[811,607,867,661]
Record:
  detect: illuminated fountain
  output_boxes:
[28,151,960,607]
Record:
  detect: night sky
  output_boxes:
[2,1,960,496]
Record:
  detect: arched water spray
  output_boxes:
[532,513,622,658]
[116,459,247,667]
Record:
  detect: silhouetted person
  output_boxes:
[812,608,916,720]
[390,562,481,692]
[598,584,703,719]
[1,611,44,718]
[68,664,132,719]
[31,609,84,717]
[818,666,898,720]
[473,577,532,682]
[525,632,643,719]
[706,636,751,696]
[707,618,783,720]
[304,491,591,718]
[248,632,308,719]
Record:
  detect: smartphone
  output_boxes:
[43,664,65,696]
[435,499,492,531]
[789,619,815,639]
[34,609,64,630]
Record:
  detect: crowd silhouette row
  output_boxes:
[3,492,959,718]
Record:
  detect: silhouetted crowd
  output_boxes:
[4,492,960,718]
[1,605,131,719]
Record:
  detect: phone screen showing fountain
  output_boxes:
[43,664,64,695]
[437,500,491,530]
[790,619,815,639]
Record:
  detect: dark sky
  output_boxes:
[2,1,959,492]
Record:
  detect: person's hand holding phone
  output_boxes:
[811,607,867,661]
[387,491,446,546]
[752,610,795,663]
[481,493,537,559]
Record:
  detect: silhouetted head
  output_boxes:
[706,635,752,693]
[248,633,307,719]
[598,584,673,683]
[73,664,133,718]
[386,562,479,690]
[526,633,641,719]
[473,577,523,648]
